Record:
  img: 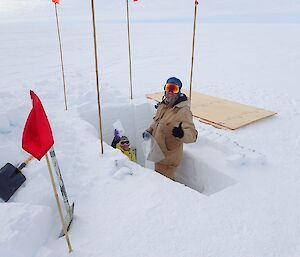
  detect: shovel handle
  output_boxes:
[18,155,34,170]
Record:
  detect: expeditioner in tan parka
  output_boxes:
[143,77,198,180]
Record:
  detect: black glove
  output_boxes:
[172,122,184,138]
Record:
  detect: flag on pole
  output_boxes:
[52,0,60,4]
[195,0,199,5]
[22,91,54,160]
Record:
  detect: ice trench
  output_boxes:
[78,99,240,196]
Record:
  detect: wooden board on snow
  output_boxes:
[146,90,276,130]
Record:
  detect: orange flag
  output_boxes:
[52,0,60,4]
[22,91,54,160]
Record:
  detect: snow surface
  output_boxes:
[0,0,300,256]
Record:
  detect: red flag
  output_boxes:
[195,0,199,5]
[22,91,54,160]
[133,0,138,2]
[52,0,60,4]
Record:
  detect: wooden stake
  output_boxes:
[126,0,133,100]
[45,153,73,253]
[54,3,68,111]
[91,0,104,154]
[189,1,198,102]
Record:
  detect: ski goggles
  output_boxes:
[120,140,130,145]
[165,83,180,94]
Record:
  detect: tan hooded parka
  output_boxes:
[148,94,198,167]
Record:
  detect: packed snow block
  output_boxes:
[132,101,155,166]
[176,151,236,196]
[100,100,154,165]
[0,203,53,257]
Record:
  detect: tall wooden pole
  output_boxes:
[91,0,104,154]
[189,1,199,102]
[45,153,73,253]
[126,0,134,99]
[54,3,68,111]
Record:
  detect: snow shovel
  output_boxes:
[0,156,33,202]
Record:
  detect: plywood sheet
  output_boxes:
[146,90,276,130]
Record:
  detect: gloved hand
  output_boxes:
[142,130,151,140]
[111,129,121,148]
[114,129,120,140]
[172,122,184,138]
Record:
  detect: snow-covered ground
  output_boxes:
[1,0,300,257]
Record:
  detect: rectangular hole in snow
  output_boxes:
[78,99,236,195]
[176,152,236,196]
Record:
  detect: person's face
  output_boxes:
[120,141,130,151]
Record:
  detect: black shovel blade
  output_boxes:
[0,163,26,202]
